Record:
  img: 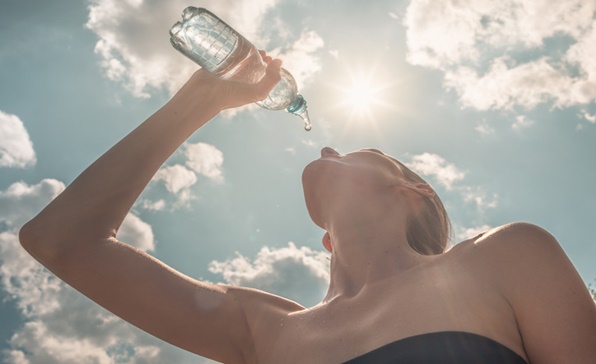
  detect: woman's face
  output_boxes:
[302,147,407,228]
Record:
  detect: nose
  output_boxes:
[321,147,340,158]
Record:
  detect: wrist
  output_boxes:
[168,75,222,128]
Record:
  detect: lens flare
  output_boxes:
[343,75,380,116]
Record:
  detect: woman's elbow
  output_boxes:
[19,218,68,266]
[19,218,40,250]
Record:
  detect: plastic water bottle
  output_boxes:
[169,7,311,131]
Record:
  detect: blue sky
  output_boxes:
[0,0,595,362]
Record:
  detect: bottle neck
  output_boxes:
[287,94,307,115]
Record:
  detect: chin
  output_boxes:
[302,161,338,229]
[301,164,323,227]
[301,159,322,192]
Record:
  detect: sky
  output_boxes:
[0,0,595,362]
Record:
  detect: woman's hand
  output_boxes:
[178,51,282,114]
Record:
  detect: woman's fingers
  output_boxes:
[215,58,282,110]
[189,53,282,110]
[258,49,273,64]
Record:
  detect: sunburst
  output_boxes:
[331,61,397,130]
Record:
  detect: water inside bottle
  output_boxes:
[286,94,312,131]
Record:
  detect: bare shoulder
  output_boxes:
[477,221,556,246]
[452,221,575,298]
[452,222,596,363]
[451,222,559,265]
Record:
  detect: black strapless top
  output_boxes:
[343,331,527,364]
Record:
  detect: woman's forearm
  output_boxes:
[20,73,220,257]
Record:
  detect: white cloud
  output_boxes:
[154,164,197,194]
[0,231,63,317]
[8,321,113,363]
[0,179,65,229]
[405,153,465,190]
[580,110,596,123]
[0,110,36,168]
[301,139,317,148]
[116,213,155,252]
[272,30,325,90]
[461,186,499,211]
[85,0,322,101]
[566,20,596,84]
[184,142,224,182]
[140,199,166,211]
[512,115,536,130]
[388,12,399,21]
[405,0,594,67]
[404,153,497,223]
[444,57,580,111]
[0,180,198,363]
[454,224,493,242]
[475,120,495,135]
[404,0,596,111]
[209,242,329,307]
[138,143,224,211]
[86,0,191,98]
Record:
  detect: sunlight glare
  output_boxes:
[327,56,412,140]
[333,65,397,128]
[344,76,379,115]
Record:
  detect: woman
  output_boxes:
[19,54,596,363]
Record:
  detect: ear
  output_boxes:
[402,182,435,198]
[322,231,333,253]
[414,183,435,198]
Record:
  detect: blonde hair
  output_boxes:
[389,157,452,255]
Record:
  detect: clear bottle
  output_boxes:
[170,7,311,131]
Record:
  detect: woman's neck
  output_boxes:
[321,218,433,303]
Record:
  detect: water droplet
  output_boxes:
[299,108,312,131]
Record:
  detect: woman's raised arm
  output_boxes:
[18,59,288,363]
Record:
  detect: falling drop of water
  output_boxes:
[302,111,312,131]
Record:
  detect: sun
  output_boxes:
[327,57,411,137]
[344,76,379,115]
[333,66,394,126]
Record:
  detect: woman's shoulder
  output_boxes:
[450,224,596,363]
[452,221,559,256]
[448,222,564,282]
[480,221,554,239]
